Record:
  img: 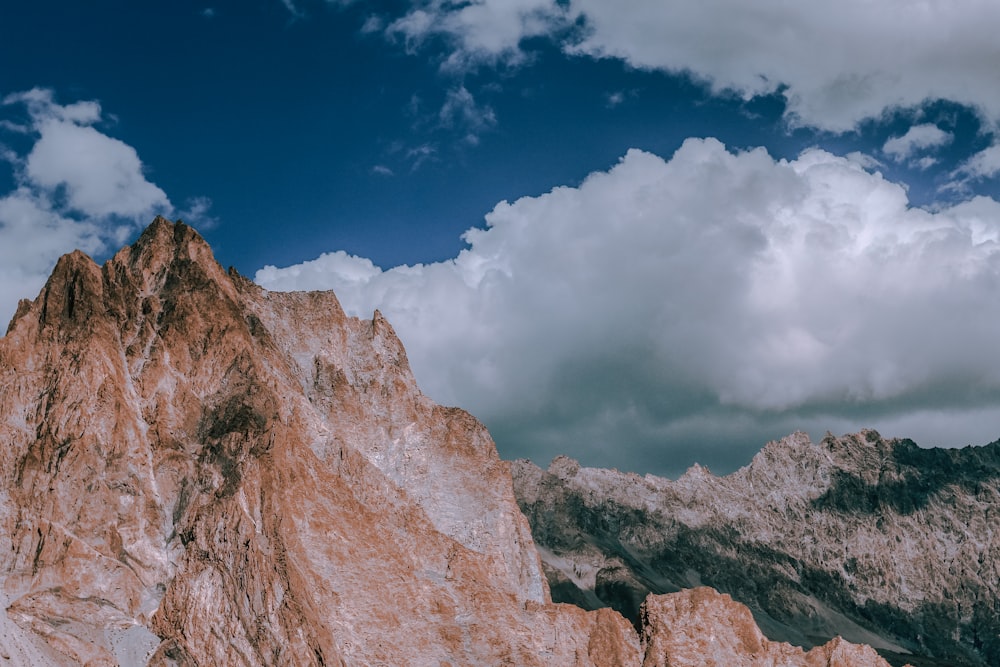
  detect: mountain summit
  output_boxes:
[0,219,894,666]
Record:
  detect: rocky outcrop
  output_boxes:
[0,218,639,665]
[640,587,893,667]
[512,431,1000,667]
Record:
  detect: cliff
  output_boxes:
[0,218,643,665]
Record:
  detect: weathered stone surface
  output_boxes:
[0,218,637,665]
[513,431,1000,666]
[640,587,897,667]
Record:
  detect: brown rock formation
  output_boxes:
[0,218,894,666]
[0,218,642,665]
[640,588,897,667]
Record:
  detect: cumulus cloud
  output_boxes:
[882,123,953,163]
[0,89,173,327]
[4,88,170,220]
[25,119,170,219]
[383,0,1000,131]
[257,138,1000,473]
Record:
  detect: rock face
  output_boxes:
[0,218,901,666]
[640,587,891,667]
[0,218,640,665]
[512,431,1000,667]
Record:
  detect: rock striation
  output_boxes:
[512,430,1000,667]
[0,218,899,666]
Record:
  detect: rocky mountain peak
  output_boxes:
[0,218,567,664]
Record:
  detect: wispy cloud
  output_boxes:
[882,123,953,164]
[179,196,219,229]
[279,0,303,19]
[956,142,1000,180]
[405,143,437,170]
[379,0,1000,132]
[438,86,496,144]
[386,0,565,72]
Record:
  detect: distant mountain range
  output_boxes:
[513,430,1000,667]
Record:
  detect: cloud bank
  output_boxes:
[0,89,172,327]
[386,0,1000,133]
[258,139,1000,473]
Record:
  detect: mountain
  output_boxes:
[0,218,897,666]
[512,430,1000,667]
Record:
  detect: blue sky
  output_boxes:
[3,1,1000,475]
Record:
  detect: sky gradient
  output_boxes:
[3,1,1000,476]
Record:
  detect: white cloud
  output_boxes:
[4,88,170,221]
[258,138,1000,469]
[0,89,173,328]
[844,151,883,171]
[26,120,170,219]
[384,0,1000,131]
[361,15,383,34]
[178,196,218,229]
[404,143,437,170]
[957,142,1000,180]
[387,0,565,71]
[882,123,953,163]
[438,86,496,144]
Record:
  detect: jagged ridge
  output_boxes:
[512,430,1000,667]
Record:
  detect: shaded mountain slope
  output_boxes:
[513,430,1000,667]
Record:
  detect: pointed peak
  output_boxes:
[37,248,104,330]
[121,216,221,283]
[680,462,713,480]
[548,455,581,479]
[134,216,208,254]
